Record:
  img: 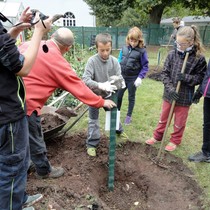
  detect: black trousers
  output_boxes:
[27,111,51,175]
[202,97,210,156]
[117,79,137,117]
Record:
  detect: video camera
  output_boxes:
[30,9,49,25]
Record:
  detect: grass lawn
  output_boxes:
[67,45,210,208]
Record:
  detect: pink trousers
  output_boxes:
[153,100,190,145]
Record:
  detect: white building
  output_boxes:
[0,0,24,30]
[6,0,96,27]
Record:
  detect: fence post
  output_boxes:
[148,25,151,45]
[82,26,84,49]
[116,27,119,49]
[203,25,207,46]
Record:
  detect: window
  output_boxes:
[63,12,76,26]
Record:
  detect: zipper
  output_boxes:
[203,78,210,97]
[16,76,25,110]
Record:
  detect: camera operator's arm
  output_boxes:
[17,13,52,77]
[9,7,32,39]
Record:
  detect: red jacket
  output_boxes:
[19,40,104,116]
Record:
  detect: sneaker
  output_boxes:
[188,151,210,163]
[23,207,35,210]
[124,116,132,125]
[23,194,43,207]
[145,137,159,145]
[165,142,177,152]
[87,147,96,157]
[116,122,124,134]
[36,166,64,179]
[117,131,129,140]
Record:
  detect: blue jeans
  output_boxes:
[202,97,210,156]
[0,117,30,210]
[117,79,137,117]
[27,111,51,176]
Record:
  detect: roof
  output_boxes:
[161,16,210,24]
[0,2,22,17]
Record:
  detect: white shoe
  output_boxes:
[23,207,35,210]
[23,193,43,207]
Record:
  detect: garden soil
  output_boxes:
[27,123,204,210]
[26,70,204,210]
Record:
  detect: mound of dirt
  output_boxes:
[26,132,204,210]
[41,113,65,132]
[147,65,163,81]
[55,106,78,118]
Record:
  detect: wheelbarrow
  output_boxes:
[41,106,68,140]
[41,99,88,140]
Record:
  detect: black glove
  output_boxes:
[192,90,202,104]
[177,72,186,82]
[169,91,179,101]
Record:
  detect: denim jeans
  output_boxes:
[0,117,29,210]
[117,79,137,117]
[27,111,51,176]
[202,97,210,156]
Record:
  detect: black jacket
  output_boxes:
[162,48,207,106]
[120,46,145,78]
[201,59,210,98]
[0,22,25,125]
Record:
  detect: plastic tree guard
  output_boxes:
[108,93,117,191]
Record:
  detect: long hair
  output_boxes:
[176,25,205,56]
[126,26,144,48]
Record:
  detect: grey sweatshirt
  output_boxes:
[82,54,121,91]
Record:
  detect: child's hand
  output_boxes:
[98,81,117,93]
[134,77,142,87]
[177,72,185,81]
[192,90,202,104]
[109,75,125,89]
[169,90,179,101]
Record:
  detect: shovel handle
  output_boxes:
[73,102,83,111]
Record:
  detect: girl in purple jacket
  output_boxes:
[117,26,149,125]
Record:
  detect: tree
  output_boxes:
[84,0,210,26]
[115,8,149,27]
[135,0,177,24]
[183,0,210,16]
[163,3,203,19]
[84,0,177,25]
[84,0,136,26]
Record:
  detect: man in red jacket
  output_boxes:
[19,27,116,179]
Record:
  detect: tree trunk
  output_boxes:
[149,4,165,24]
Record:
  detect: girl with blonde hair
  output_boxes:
[117,26,149,126]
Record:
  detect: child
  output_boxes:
[117,26,149,125]
[145,25,207,152]
[82,33,123,157]
[188,59,210,162]
[170,17,183,47]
